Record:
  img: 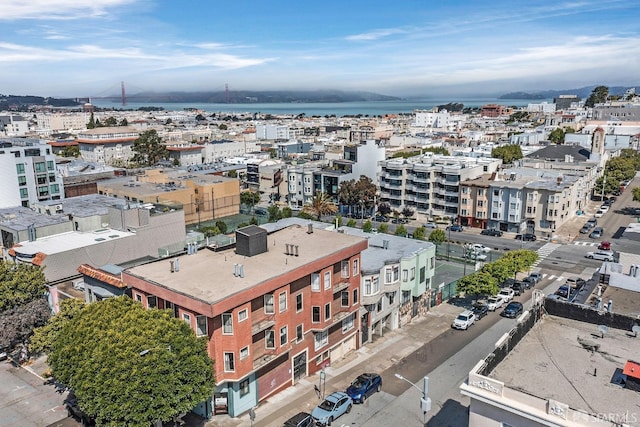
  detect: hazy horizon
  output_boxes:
[2,1,639,99]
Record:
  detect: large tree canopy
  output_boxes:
[0,261,47,312]
[491,144,523,164]
[585,85,609,108]
[303,192,338,220]
[131,130,169,167]
[43,297,215,426]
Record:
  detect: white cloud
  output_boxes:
[345,28,406,41]
[1,0,136,20]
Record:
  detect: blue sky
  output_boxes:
[2,0,639,98]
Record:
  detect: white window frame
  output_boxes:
[385,267,392,284]
[196,315,208,337]
[279,291,287,312]
[296,293,303,312]
[353,259,359,276]
[240,346,249,360]
[341,291,349,307]
[222,313,233,335]
[279,326,288,346]
[341,260,350,278]
[182,313,191,325]
[324,302,331,321]
[314,330,329,351]
[342,313,355,333]
[265,329,275,349]
[312,306,321,323]
[324,271,331,290]
[264,294,275,314]
[238,308,248,322]
[296,324,304,343]
[311,273,320,291]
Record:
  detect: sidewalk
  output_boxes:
[553,198,603,244]
[206,302,462,427]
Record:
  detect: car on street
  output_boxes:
[486,296,504,311]
[451,309,476,330]
[555,285,570,299]
[579,225,591,234]
[586,217,597,228]
[391,218,409,224]
[372,215,388,222]
[599,205,610,212]
[480,228,503,237]
[585,251,614,261]
[311,392,353,426]
[589,227,603,239]
[594,209,606,218]
[345,373,382,403]
[501,301,524,318]
[472,303,489,320]
[598,241,611,251]
[565,276,586,290]
[469,243,491,253]
[511,281,525,296]
[467,252,488,262]
[284,412,314,427]
[424,222,438,228]
[498,288,515,303]
[524,272,542,286]
[515,233,536,241]
[446,224,464,232]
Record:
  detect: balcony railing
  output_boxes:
[251,318,276,336]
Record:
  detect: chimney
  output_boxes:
[382,239,389,250]
[307,223,313,234]
[239,264,244,278]
[285,243,291,255]
[170,260,175,273]
[294,245,299,256]
[174,258,179,272]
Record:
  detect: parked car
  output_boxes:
[498,288,515,303]
[565,276,586,290]
[424,222,438,229]
[586,217,597,228]
[525,272,542,284]
[555,285,570,299]
[469,243,491,253]
[501,278,517,288]
[501,301,524,318]
[515,233,536,241]
[480,228,503,237]
[599,205,610,212]
[284,412,314,427]
[391,218,409,224]
[65,392,95,426]
[467,252,488,262]
[372,215,388,222]
[311,392,353,426]
[452,309,476,330]
[579,225,591,234]
[472,303,489,320]
[345,373,382,403]
[585,251,614,261]
[589,227,603,239]
[594,209,605,218]
[446,224,464,232]
[598,241,611,251]
[486,296,504,311]
[511,281,525,296]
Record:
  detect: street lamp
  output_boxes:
[319,368,326,400]
[394,374,431,423]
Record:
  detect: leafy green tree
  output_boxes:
[455,271,499,301]
[131,130,169,167]
[250,216,259,225]
[30,299,85,355]
[218,123,228,130]
[0,261,47,312]
[119,118,128,126]
[548,128,566,144]
[394,224,407,237]
[337,176,377,218]
[633,187,640,202]
[303,192,338,220]
[377,223,389,234]
[104,116,118,126]
[401,207,414,220]
[480,261,512,285]
[297,211,314,220]
[227,170,238,178]
[282,207,292,218]
[215,221,228,234]
[362,220,373,232]
[491,144,523,164]
[199,226,220,237]
[346,219,357,227]
[0,298,50,349]
[60,145,80,158]
[45,297,215,426]
[87,112,96,129]
[240,191,261,212]
[422,146,450,156]
[428,228,446,245]
[413,226,426,240]
[267,205,282,222]
[585,85,609,108]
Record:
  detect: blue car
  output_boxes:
[447,224,464,232]
[345,373,382,403]
[311,391,352,426]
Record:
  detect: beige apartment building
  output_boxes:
[97,168,240,226]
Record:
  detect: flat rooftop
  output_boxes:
[490,315,640,425]
[13,229,134,256]
[126,224,367,305]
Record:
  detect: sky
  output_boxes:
[2,0,640,99]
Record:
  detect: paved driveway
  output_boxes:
[0,362,69,427]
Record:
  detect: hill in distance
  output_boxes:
[499,85,638,100]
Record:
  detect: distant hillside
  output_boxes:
[0,94,80,109]
[100,90,401,104]
[499,85,638,100]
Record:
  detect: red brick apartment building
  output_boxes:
[122,224,367,418]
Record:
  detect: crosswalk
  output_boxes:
[532,243,561,267]
[573,241,598,247]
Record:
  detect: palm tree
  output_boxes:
[303,192,338,221]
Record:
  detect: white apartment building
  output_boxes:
[0,115,30,136]
[414,110,466,133]
[378,154,501,220]
[255,124,291,140]
[76,127,139,165]
[0,138,64,208]
[36,113,89,133]
[202,139,260,163]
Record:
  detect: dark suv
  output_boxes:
[481,228,503,237]
[515,233,536,241]
[511,281,525,296]
[283,412,313,427]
